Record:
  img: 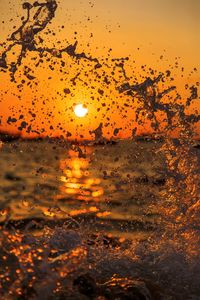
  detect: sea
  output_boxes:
[0,139,199,299]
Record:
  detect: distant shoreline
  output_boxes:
[0,131,199,146]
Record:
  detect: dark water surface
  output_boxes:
[0,139,199,299]
[0,140,164,238]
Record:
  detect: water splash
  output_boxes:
[0,0,200,299]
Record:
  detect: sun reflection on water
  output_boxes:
[59,147,104,202]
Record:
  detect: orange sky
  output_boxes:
[0,0,199,139]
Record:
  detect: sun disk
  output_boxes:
[74,104,88,118]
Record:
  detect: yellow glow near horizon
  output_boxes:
[74,104,88,118]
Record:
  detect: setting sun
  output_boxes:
[74,104,88,118]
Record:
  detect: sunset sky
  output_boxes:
[0,0,199,139]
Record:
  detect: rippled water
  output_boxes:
[0,139,199,299]
[0,140,164,237]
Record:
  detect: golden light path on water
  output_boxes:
[58,147,105,218]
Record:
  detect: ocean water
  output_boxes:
[0,139,199,299]
[0,139,164,237]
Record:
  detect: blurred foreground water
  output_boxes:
[0,140,165,237]
[0,139,199,299]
